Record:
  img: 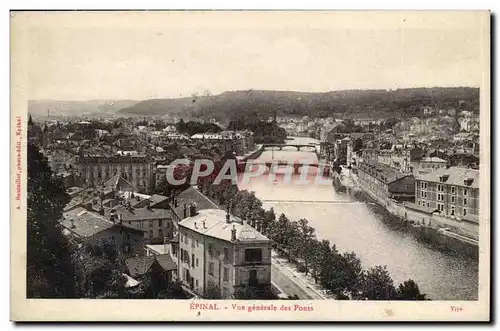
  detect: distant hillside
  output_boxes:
[117,87,479,121]
[28,99,139,118]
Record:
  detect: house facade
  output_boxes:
[177,208,272,299]
[415,167,479,222]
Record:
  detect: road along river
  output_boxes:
[237,137,478,300]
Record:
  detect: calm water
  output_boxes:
[238,137,478,300]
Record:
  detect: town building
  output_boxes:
[415,167,479,221]
[357,160,416,201]
[176,208,272,299]
[59,206,145,258]
[75,152,153,192]
[415,157,448,174]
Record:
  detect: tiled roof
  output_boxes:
[156,254,177,271]
[358,160,413,184]
[171,186,219,220]
[416,166,479,189]
[105,204,171,221]
[125,256,156,277]
[60,207,114,238]
[179,209,269,243]
[149,194,169,206]
[103,174,138,192]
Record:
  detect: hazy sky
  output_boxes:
[17,11,487,101]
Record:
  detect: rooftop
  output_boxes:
[420,157,447,163]
[105,204,171,221]
[358,160,413,184]
[417,166,479,189]
[60,207,115,238]
[171,186,219,219]
[179,209,269,243]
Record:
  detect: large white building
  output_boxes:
[176,208,272,299]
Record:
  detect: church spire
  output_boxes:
[28,114,33,126]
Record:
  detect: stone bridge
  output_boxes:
[239,160,330,176]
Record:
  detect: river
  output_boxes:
[238,136,478,300]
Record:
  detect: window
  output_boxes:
[224,247,229,261]
[223,267,229,282]
[196,279,199,288]
[464,198,468,206]
[222,287,229,298]
[420,191,424,198]
[424,191,427,198]
[158,219,163,227]
[245,249,263,263]
[185,235,189,245]
[451,206,455,216]
[437,184,443,192]
[437,203,444,212]
[464,188,469,196]
[159,229,163,238]
[191,239,195,249]
[196,258,199,267]
[149,220,153,228]
[191,254,195,268]
[149,230,153,238]
[451,196,455,204]
[196,239,199,247]
[437,193,443,202]
[463,208,467,216]
[208,243,214,256]
[451,186,456,194]
[208,262,214,276]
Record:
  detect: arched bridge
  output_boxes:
[261,144,319,152]
[239,160,330,176]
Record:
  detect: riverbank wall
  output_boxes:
[336,169,479,259]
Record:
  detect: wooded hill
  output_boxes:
[118,87,479,121]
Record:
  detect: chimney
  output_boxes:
[70,219,76,228]
[202,220,207,229]
[231,225,237,242]
[194,222,198,229]
[183,204,187,218]
[189,202,197,217]
[226,210,231,224]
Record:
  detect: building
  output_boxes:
[104,201,174,245]
[169,186,220,224]
[75,152,153,192]
[176,208,272,299]
[416,157,448,174]
[357,161,415,201]
[59,206,145,258]
[124,254,178,293]
[415,167,479,221]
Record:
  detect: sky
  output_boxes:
[15,11,487,101]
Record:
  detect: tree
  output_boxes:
[296,218,315,275]
[396,279,428,300]
[360,266,397,300]
[74,239,125,298]
[27,142,76,298]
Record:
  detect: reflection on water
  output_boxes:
[237,137,478,300]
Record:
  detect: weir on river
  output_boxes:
[237,136,478,300]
